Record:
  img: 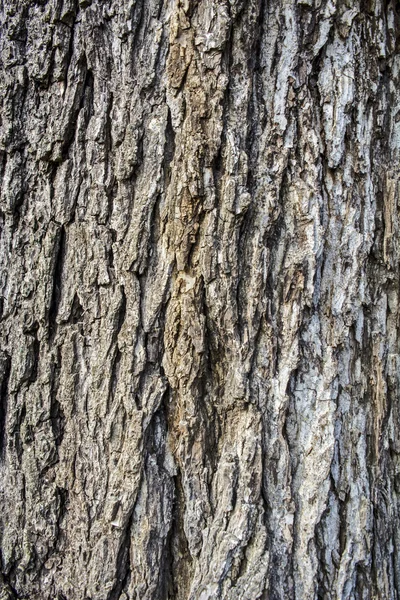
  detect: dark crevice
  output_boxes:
[163,107,176,188]
[166,466,194,599]
[107,183,119,240]
[58,58,94,161]
[338,490,349,560]
[315,487,339,600]
[106,508,134,600]
[107,387,172,599]
[263,365,296,599]
[48,162,58,219]
[62,6,78,89]
[69,292,84,324]
[6,68,29,158]
[108,244,115,272]
[54,486,69,547]
[13,404,26,463]
[237,0,268,319]
[147,386,192,600]
[80,68,94,127]
[26,332,40,384]
[49,349,65,451]
[116,286,127,337]
[270,33,281,77]
[0,354,12,459]
[48,225,66,341]
[0,570,25,600]
[0,151,7,188]
[103,92,114,189]
[37,485,69,574]
[130,188,161,275]
[198,281,220,480]
[108,346,121,411]
[264,159,289,311]
[355,560,372,600]
[8,154,27,233]
[129,0,146,74]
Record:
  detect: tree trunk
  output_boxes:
[0,0,400,598]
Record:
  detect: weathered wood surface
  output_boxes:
[0,0,400,598]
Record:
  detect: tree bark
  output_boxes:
[0,0,400,598]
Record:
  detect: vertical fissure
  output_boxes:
[48,225,66,341]
[0,354,11,460]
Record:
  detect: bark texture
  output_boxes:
[1,0,400,598]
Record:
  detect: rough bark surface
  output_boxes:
[0,0,400,598]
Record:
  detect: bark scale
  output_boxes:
[0,0,400,599]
